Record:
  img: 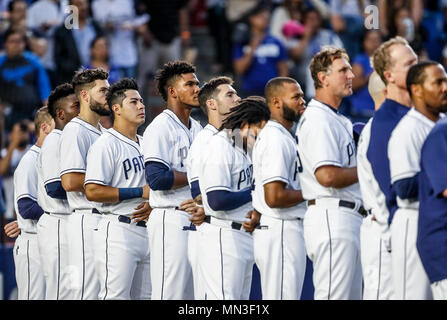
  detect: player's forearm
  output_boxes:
[61,173,86,192]
[85,184,119,203]
[172,171,188,189]
[265,188,304,209]
[315,166,358,189]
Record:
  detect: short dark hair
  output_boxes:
[47,83,75,119]
[106,78,139,122]
[406,61,441,97]
[264,77,298,103]
[4,27,26,43]
[155,61,196,101]
[8,0,26,12]
[198,76,233,115]
[71,68,109,98]
[220,96,270,130]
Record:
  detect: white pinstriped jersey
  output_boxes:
[84,129,146,217]
[14,145,40,233]
[252,120,306,219]
[199,130,254,223]
[37,129,71,214]
[142,109,202,208]
[388,108,437,210]
[185,124,218,186]
[59,117,104,211]
[296,99,362,202]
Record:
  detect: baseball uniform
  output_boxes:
[388,108,435,300]
[417,116,447,299]
[357,119,394,300]
[296,99,364,300]
[142,109,202,300]
[36,128,72,300]
[59,117,104,300]
[198,129,255,300]
[13,145,45,300]
[85,128,151,300]
[251,120,307,300]
[184,123,218,300]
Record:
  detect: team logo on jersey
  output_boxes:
[238,165,253,190]
[123,155,144,180]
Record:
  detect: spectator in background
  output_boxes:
[329,0,368,59]
[378,0,423,39]
[233,4,288,97]
[53,0,103,85]
[286,7,343,100]
[83,36,119,84]
[347,29,383,122]
[0,29,51,131]
[0,0,27,48]
[26,0,65,86]
[92,0,149,79]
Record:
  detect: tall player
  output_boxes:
[389,62,447,299]
[251,77,307,300]
[85,78,151,300]
[357,72,394,300]
[184,76,241,300]
[13,107,54,299]
[296,47,366,300]
[37,83,80,300]
[198,97,269,300]
[59,68,111,300]
[142,61,202,300]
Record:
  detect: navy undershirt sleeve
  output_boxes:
[17,197,44,220]
[45,181,67,200]
[145,161,175,191]
[392,174,420,200]
[207,189,252,211]
[190,180,201,199]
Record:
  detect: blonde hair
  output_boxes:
[34,106,53,138]
[310,46,349,90]
[372,36,409,85]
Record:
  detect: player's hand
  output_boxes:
[243,210,261,233]
[189,206,205,226]
[131,201,152,222]
[4,220,20,238]
[179,198,196,213]
[142,185,150,199]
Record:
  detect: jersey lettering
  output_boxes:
[178,146,188,168]
[347,142,355,166]
[238,165,253,190]
[123,156,145,180]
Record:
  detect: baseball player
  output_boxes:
[389,62,447,300]
[417,88,447,299]
[84,78,151,300]
[367,37,418,299]
[13,107,54,299]
[59,68,111,300]
[251,77,307,300]
[357,72,394,300]
[183,76,241,300]
[142,61,202,300]
[36,83,80,300]
[198,97,269,300]
[296,47,365,300]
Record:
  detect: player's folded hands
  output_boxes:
[243,210,261,233]
[4,220,20,238]
[131,201,152,222]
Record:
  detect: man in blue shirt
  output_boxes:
[233,4,288,97]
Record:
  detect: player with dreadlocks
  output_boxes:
[197,96,270,300]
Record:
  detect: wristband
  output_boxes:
[118,187,143,201]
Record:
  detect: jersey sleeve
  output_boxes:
[300,113,343,173]
[201,137,233,193]
[142,118,172,169]
[14,155,38,202]
[59,124,89,176]
[84,139,114,187]
[388,126,421,184]
[258,132,291,186]
[421,129,447,196]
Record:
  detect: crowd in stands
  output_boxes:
[0,0,446,240]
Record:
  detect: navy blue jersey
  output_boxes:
[417,116,447,283]
[367,99,410,225]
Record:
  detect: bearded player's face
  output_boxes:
[89,79,111,116]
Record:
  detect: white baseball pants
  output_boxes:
[188,224,205,300]
[199,218,254,300]
[13,232,45,300]
[94,214,151,300]
[431,278,447,300]
[66,210,102,300]
[37,213,71,300]
[303,200,363,300]
[390,208,433,300]
[253,215,306,300]
[360,214,394,300]
[147,208,194,300]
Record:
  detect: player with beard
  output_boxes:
[251,77,307,299]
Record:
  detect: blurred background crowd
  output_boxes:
[0,0,445,243]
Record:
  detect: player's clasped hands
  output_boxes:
[243,210,261,233]
[179,199,206,226]
[4,220,20,238]
[131,201,152,223]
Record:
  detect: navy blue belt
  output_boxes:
[118,215,147,228]
[204,215,247,231]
